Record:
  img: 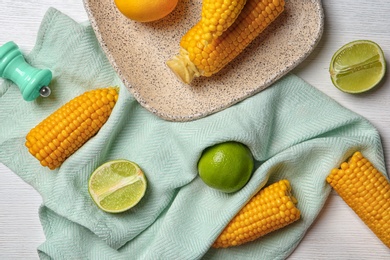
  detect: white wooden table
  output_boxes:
[0,0,389,259]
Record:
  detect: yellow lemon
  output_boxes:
[114,0,178,22]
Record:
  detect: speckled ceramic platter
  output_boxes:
[83,0,324,122]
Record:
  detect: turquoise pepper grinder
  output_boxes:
[0,41,52,101]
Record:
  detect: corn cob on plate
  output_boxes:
[167,0,286,84]
[84,0,324,121]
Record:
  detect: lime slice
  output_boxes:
[88,160,147,213]
[329,40,386,93]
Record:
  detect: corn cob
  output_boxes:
[213,179,300,248]
[183,0,247,45]
[167,0,285,84]
[326,151,390,248]
[25,88,119,170]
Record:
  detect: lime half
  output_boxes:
[88,160,147,213]
[329,40,386,93]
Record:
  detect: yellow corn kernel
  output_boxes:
[213,179,300,248]
[167,0,285,84]
[181,0,247,47]
[327,151,390,248]
[25,88,119,170]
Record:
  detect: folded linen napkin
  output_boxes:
[0,8,387,260]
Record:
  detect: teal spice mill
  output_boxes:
[0,41,52,101]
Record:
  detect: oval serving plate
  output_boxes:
[83,0,324,122]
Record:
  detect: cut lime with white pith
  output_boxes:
[88,160,147,213]
[329,40,386,94]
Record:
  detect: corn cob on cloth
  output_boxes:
[0,8,388,259]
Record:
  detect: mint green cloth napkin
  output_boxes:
[0,8,387,259]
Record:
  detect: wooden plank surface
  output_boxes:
[1,0,389,259]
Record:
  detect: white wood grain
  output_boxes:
[0,0,389,259]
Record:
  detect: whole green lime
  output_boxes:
[197,141,254,193]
